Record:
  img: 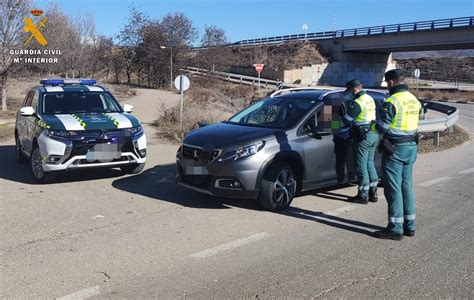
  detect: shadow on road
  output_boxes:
[112,163,263,210]
[281,207,385,236]
[0,144,128,184]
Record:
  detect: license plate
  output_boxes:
[182,160,209,175]
[86,144,121,162]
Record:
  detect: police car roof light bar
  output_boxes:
[40,78,97,86]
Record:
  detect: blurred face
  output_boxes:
[386,79,395,89]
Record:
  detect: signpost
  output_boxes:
[253,64,264,90]
[174,75,190,126]
[414,68,420,92]
[302,23,309,40]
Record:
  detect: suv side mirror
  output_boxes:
[19,106,35,116]
[123,104,134,113]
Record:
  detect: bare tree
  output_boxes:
[198,25,229,72]
[117,6,148,85]
[0,0,31,111]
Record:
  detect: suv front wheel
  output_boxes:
[30,144,55,183]
[259,162,297,211]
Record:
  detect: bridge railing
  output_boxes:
[235,16,473,46]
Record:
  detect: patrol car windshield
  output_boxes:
[228,97,317,129]
[41,92,122,115]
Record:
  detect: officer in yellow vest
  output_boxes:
[374,69,422,240]
[342,79,379,204]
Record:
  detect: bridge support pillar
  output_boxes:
[283,42,398,87]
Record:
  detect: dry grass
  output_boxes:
[0,123,14,142]
[105,84,138,101]
[414,89,474,102]
[154,78,269,143]
[418,125,470,153]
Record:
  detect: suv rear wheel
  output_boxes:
[31,144,55,183]
[259,162,297,211]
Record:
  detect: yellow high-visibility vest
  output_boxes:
[353,93,376,125]
[386,91,421,136]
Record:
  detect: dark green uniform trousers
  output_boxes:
[382,141,417,235]
[354,131,379,199]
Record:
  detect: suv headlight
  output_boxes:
[220,141,265,161]
[127,125,143,136]
[44,129,77,138]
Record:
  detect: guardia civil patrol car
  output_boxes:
[15,79,147,183]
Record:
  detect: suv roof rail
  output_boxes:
[40,78,97,86]
[270,86,335,97]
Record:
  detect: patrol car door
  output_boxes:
[17,91,34,151]
[24,90,39,154]
[300,104,336,188]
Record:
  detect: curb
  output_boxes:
[437,99,473,105]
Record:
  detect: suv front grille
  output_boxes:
[181,145,220,163]
[182,145,201,160]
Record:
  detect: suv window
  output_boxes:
[23,91,35,107]
[31,91,39,111]
[229,97,317,129]
[41,92,122,115]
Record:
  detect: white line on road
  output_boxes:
[190,232,270,259]
[325,205,359,216]
[418,176,452,187]
[459,168,474,174]
[460,115,474,120]
[56,286,100,300]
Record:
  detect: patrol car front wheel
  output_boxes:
[120,163,145,174]
[30,146,55,184]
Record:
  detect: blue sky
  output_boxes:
[36,0,473,43]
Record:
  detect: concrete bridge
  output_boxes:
[233,17,474,87]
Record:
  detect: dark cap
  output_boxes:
[385,69,404,81]
[345,79,362,90]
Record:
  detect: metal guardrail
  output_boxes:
[183,67,459,145]
[182,66,291,88]
[233,16,473,46]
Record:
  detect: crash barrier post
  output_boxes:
[419,100,459,146]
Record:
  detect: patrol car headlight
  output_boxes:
[127,125,143,136]
[45,129,78,138]
[220,141,265,161]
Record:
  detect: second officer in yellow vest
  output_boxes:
[342,79,379,204]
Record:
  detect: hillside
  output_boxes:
[395,57,474,82]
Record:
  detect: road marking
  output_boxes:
[190,232,270,259]
[459,168,474,174]
[418,176,452,187]
[460,115,474,120]
[325,205,359,216]
[56,286,100,300]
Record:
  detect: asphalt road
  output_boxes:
[1,92,473,299]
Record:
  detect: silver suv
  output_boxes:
[176,88,386,211]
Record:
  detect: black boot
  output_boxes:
[348,195,368,204]
[404,229,415,237]
[369,190,378,203]
[374,229,403,240]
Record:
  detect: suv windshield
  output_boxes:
[41,92,122,115]
[228,97,317,129]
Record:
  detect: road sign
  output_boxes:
[253,64,264,73]
[414,68,420,79]
[174,75,190,91]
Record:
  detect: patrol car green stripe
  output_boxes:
[121,113,140,127]
[35,118,51,129]
[71,114,87,129]
[103,113,120,127]
[78,113,117,130]
[40,115,66,130]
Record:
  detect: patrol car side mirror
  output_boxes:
[123,104,134,113]
[19,106,35,116]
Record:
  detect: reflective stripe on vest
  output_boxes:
[353,93,376,125]
[386,91,421,136]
